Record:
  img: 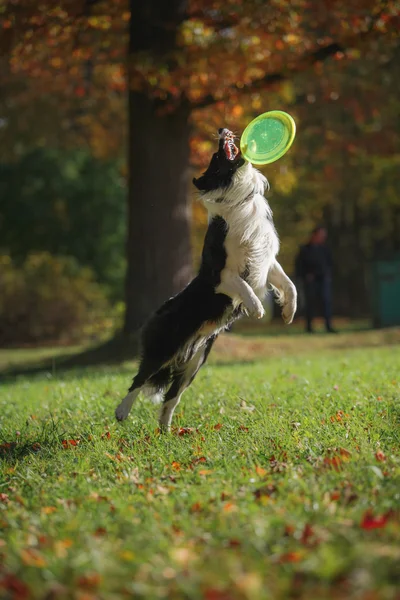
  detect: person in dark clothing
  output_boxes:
[295,226,336,333]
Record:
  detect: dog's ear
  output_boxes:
[193,177,201,190]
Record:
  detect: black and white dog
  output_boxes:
[115,128,297,430]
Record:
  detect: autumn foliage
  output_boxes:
[1,0,400,333]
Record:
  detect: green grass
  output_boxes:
[1,341,399,599]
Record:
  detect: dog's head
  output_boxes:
[193,128,246,193]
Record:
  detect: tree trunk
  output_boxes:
[123,0,192,337]
[124,94,192,335]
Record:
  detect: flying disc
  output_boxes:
[240,110,296,165]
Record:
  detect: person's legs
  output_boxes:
[303,279,315,332]
[321,277,335,332]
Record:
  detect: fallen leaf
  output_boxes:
[41,506,57,515]
[339,448,352,459]
[171,461,181,471]
[300,523,315,545]
[54,539,73,558]
[190,502,202,513]
[214,423,223,431]
[278,551,303,563]
[198,469,213,476]
[0,574,30,599]
[238,425,249,432]
[254,484,276,500]
[360,510,390,530]
[284,524,295,536]
[94,527,107,537]
[20,548,47,567]
[324,456,342,471]
[330,490,341,501]
[0,493,9,504]
[375,450,386,462]
[222,502,238,513]
[191,456,207,465]
[0,442,16,454]
[178,427,194,436]
[77,573,101,589]
[255,465,267,477]
[61,439,79,449]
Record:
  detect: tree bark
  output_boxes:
[124,94,192,335]
[124,0,192,336]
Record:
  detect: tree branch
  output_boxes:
[190,1,390,111]
[191,41,343,110]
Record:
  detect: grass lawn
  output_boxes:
[0,336,399,599]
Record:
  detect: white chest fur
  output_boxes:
[203,162,280,300]
[222,193,279,297]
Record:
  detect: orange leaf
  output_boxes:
[20,548,47,567]
[278,551,302,563]
[190,502,202,513]
[198,469,213,476]
[191,456,207,465]
[324,456,342,471]
[222,502,237,513]
[238,425,249,432]
[178,427,194,436]
[61,439,79,449]
[375,450,386,462]
[41,506,57,515]
[213,423,223,431]
[171,461,181,471]
[255,466,267,477]
[339,448,352,459]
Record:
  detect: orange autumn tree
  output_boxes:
[1,0,399,337]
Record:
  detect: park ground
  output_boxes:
[0,325,399,600]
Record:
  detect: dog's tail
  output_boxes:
[140,385,163,404]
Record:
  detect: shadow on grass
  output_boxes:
[2,323,400,384]
[0,333,140,383]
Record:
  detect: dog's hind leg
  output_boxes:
[115,361,158,422]
[268,260,297,324]
[159,337,216,431]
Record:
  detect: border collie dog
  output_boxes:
[115,128,297,430]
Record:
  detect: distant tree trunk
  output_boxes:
[124,0,192,337]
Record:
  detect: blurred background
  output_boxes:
[1,0,399,356]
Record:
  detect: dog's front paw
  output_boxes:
[115,401,130,422]
[249,299,265,320]
[282,299,297,324]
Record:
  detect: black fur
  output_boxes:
[193,130,245,192]
[129,214,237,396]
[122,129,247,426]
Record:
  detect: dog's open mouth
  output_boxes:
[224,137,239,161]
[219,128,239,161]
